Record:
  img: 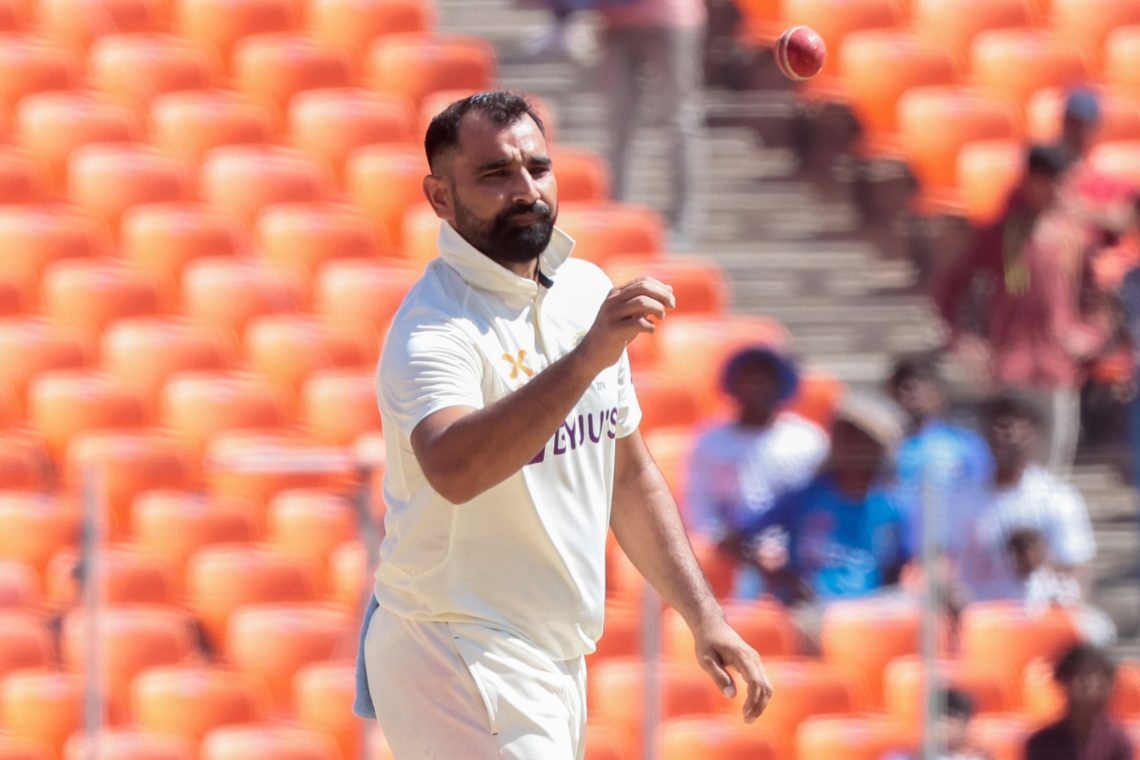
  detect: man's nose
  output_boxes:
[511,170,541,205]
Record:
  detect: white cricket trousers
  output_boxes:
[363,606,588,760]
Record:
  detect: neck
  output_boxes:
[736,409,776,429]
[994,460,1028,487]
[831,467,874,500]
[496,257,539,279]
[1065,707,1102,742]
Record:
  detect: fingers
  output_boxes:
[611,277,676,310]
[696,649,737,700]
[614,294,668,322]
[728,648,774,723]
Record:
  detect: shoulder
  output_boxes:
[773,413,829,447]
[1028,466,1087,513]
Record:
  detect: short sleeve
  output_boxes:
[379,319,485,437]
[1046,484,1096,567]
[684,431,728,538]
[614,349,641,438]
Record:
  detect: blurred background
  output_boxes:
[0,0,1138,758]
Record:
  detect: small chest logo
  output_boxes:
[502,350,534,380]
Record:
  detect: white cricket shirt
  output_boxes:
[375,221,641,661]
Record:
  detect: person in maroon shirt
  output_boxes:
[1025,643,1133,760]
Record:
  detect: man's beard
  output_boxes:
[453,197,556,264]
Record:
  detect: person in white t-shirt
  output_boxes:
[685,346,828,597]
[353,91,773,760]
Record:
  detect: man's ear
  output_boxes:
[423,174,455,223]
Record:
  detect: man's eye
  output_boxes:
[530,165,549,177]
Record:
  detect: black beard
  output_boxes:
[454,199,555,265]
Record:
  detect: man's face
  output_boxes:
[829,419,887,475]
[427,112,558,265]
[728,360,781,420]
[986,412,1039,468]
[1024,172,1059,213]
[889,374,942,428]
[1065,664,1114,712]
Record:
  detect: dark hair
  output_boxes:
[982,391,1045,428]
[424,90,546,172]
[1053,643,1116,684]
[1026,144,1069,179]
[942,688,976,719]
[888,352,941,389]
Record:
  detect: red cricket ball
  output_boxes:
[774,25,826,81]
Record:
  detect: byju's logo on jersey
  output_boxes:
[501,350,534,380]
[527,407,620,465]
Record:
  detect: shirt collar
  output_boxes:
[436,220,575,297]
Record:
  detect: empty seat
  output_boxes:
[821,601,929,708]
[0,319,89,404]
[46,545,173,608]
[971,30,1090,114]
[289,89,417,179]
[130,666,265,747]
[751,659,857,750]
[42,260,163,348]
[344,143,428,248]
[1088,140,1140,186]
[0,436,49,491]
[256,202,393,281]
[175,0,298,63]
[181,258,306,338]
[199,146,334,226]
[554,202,666,268]
[89,34,220,112]
[300,370,383,446]
[366,34,495,108]
[132,490,258,574]
[122,204,248,299]
[0,611,53,680]
[549,146,608,202]
[232,34,352,121]
[244,315,375,397]
[61,606,197,718]
[883,655,1014,724]
[0,561,39,609]
[225,604,348,711]
[15,92,142,191]
[186,544,319,646]
[151,90,275,166]
[785,370,845,429]
[586,603,641,663]
[200,725,335,760]
[663,603,798,665]
[1106,26,1140,103]
[956,139,1025,224]
[1051,0,1140,67]
[37,0,168,54]
[0,736,47,760]
[912,0,1033,66]
[64,730,193,760]
[0,147,45,205]
[313,259,419,334]
[309,0,435,60]
[294,662,364,760]
[0,36,81,107]
[205,432,356,508]
[0,206,112,310]
[604,255,729,316]
[0,0,27,32]
[329,540,370,610]
[63,431,196,536]
[641,425,699,503]
[0,492,78,580]
[160,371,290,453]
[267,490,357,583]
[660,716,783,760]
[625,373,701,433]
[67,144,192,232]
[28,371,149,462]
[0,672,84,759]
[795,716,913,760]
[780,0,901,80]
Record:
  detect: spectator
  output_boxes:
[1054,89,1102,171]
[1024,644,1133,760]
[882,688,993,760]
[935,145,1110,470]
[596,0,706,243]
[523,0,576,58]
[685,346,829,598]
[886,354,991,556]
[739,393,909,648]
[1109,197,1140,493]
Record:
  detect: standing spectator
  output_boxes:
[1024,644,1133,760]
[1108,198,1140,497]
[597,0,706,242]
[935,146,1110,470]
[685,346,829,598]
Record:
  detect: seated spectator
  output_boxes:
[685,345,828,597]
[737,393,909,646]
[1024,644,1133,760]
[882,688,993,760]
[887,354,991,556]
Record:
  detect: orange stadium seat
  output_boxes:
[785,370,844,429]
[199,146,335,226]
[63,431,196,535]
[0,319,90,404]
[0,36,81,108]
[256,202,393,282]
[1028,87,1140,147]
[15,92,142,192]
[89,34,221,113]
[555,202,666,268]
[897,86,1019,204]
[102,318,234,411]
[288,89,417,179]
[883,655,1015,724]
[344,143,428,249]
[583,724,631,760]
[780,0,901,82]
[205,432,356,508]
[67,144,192,233]
[309,0,436,62]
[587,602,641,663]
[224,604,349,711]
[267,490,357,578]
[838,31,959,150]
[294,661,362,760]
[300,370,382,447]
[1089,140,1140,187]
[1022,657,1140,722]
[0,672,84,759]
[366,34,496,108]
[605,255,729,316]
[64,730,194,760]
[418,90,556,141]
[0,0,27,32]
[970,30,1091,115]
[0,148,46,205]
[37,0,168,54]
[1106,26,1140,103]
[0,561,39,609]
[182,258,306,337]
[232,34,352,123]
[0,737,47,760]
[0,205,111,311]
[28,371,149,462]
[627,372,702,433]
[46,545,173,608]
[243,314,376,397]
[1051,0,1140,67]
[0,281,23,317]
[131,666,266,747]
[0,493,78,580]
[150,90,275,167]
[160,371,290,454]
[660,716,784,760]
[663,603,798,665]
[956,139,1025,224]
[687,537,737,601]
[329,540,370,610]
[912,0,1034,67]
[313,258,419,334]
[122,204,248,299]
[795,716,914,760]
[132,490,258,574]
[971,715,1034,760]
[175,0,298,64]
[960,602,1081,702]
[0,612,53,680]
[41,261,162,349]
[751,659,856,750]
[186,544,319,646]
[0,436,49,491]
[547,147,610,202]
[201,725,335,760]
[61,606,197,719]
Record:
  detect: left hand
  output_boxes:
[691,614,774,723]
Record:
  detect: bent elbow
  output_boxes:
[421,463,482,505]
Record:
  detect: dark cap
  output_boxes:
[1064,88,1102,124]
[720,346,800,403]
[1026,144,1069,178]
